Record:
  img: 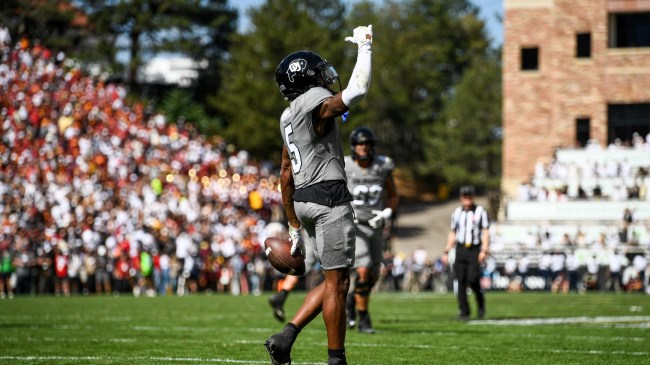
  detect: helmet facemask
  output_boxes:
[311,63,341,95]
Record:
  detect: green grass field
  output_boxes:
[1,292,649,364]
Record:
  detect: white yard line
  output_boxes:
[470,315,650,326]
[0,356,327,364]
[131,325,272,332]
[0,356,268,364]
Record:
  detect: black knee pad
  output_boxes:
[354,280,371,297]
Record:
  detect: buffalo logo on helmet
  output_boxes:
[287,59,307,82]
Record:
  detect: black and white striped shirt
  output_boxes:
[450,204,489,246]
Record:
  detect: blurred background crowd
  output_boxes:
[0,32,291,298]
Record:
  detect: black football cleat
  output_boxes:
[357,323,375,334]
[268,295,286,322]
[478,308,486,319]
[357,315,375,334]
[264,333,292,365]
[328,357,348,365]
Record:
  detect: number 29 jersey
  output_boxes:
[344,154,395,223]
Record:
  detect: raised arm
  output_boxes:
[315,25,373,126]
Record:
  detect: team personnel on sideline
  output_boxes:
[264,24,374,365]
[441,185,489,321]
[344,126,399,333]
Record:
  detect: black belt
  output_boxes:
[456,242,478,248]
[293,180,352,207]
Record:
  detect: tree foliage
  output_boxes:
[421,52,502,191]
[160,89,223,137]
[348,0,491,179]
[212,0,347,162]
[0,0,83,52]
[79,0,237,89]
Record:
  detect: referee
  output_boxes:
[442,185,489,321]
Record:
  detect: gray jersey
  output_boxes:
[344,155,395,223]
[280,87,347,189]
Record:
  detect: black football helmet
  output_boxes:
[275,51,340,101]
[350,126,376,160]
[459,185,476,196]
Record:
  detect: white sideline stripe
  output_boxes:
[5,337,137,343]
[344,343,649,357]
[444,346,649,357]
[347,331,645,343]
[470,315,650,326]
[0,356,270,364]
[612,323,650,328]
[132,325,272,333]
[0,356,325,364]
[496,333,645,342]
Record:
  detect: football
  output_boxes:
[264,237,306,276]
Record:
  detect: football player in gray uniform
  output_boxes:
[344,126,399,333]
[264,25,373,365]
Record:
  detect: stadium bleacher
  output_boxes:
[492,145,650,292]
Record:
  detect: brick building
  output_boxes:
[502,0,650,198]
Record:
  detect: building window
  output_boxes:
[609,12,650,48]
[521,47,539,70]
[576,33,591,58]
[576,118,590,147]
[608,104,650,144]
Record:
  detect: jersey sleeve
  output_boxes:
[377,155,395,173]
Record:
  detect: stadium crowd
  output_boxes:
[516,149,650,203]
[0,32,291,298]
[0,32,648,299]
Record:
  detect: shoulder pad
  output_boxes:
[376,155,395,171]
[294,87,333,113]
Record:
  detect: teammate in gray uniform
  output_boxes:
[264,25,373,365]
[344,126,399,334]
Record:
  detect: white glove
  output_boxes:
[345,25,373,51]
[368,208,392,229]
[288,224,305,257]
[342,25,373,107]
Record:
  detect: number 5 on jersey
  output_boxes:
[284,124,302,174]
